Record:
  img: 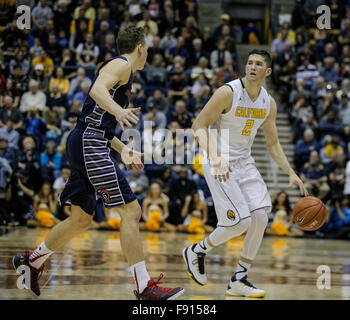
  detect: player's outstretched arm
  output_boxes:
[90,59,140,130]
[263,96,308,196]
[192,85,233,181]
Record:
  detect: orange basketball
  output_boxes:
[292,196,327,231]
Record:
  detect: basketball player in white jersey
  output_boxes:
[183,49,308,297]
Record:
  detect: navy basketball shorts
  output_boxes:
[59,123,136,215]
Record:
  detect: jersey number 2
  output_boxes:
[242,120,254,136]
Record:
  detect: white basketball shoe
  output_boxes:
[226,275,265,298]
[182,245,207,286]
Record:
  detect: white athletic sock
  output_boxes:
[29,241,54,269]
[193,237,213,254]
[130,261,151,293]
[234,260,251,280]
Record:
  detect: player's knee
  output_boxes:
[240,216,252,232]
[71,211,93,230]
[227,216,251,237]
[131,206,142,223]
[252,207,270,228]
[119,200,141,223]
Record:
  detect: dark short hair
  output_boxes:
[247,49,272,68]
[117,26,145,54]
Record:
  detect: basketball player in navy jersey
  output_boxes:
[13,27,184,300]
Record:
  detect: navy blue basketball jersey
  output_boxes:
[78,56,132,138]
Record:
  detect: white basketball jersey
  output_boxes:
[208,78,270,162]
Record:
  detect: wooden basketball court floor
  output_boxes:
[1,227,350,300]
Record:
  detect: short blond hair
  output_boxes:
[23,136,35,148]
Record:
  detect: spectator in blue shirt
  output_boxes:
[32,0,54,31]
[319,57,339,84]
[294,129,319,172]
[167,100,192,129]
[167,65,189,104]
[337,92,350,126]
[332,198,350,228]
[93,8,115,33]
[317,197,350,239]
[0,137,17,169]
[25,108,46,149]
[168,36,189,63]
[319,109,348,140]
[67,68,90,103]
[0,156,12,189]
[40,140,62,183]
[72,80,91,105]
[0,118,20,149]
[300,150,330,200]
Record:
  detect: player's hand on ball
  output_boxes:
[210,157,232,182]
[288,173,308,196]
[115,107,141,131]
[121,147,144,171]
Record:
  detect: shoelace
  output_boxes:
[147,273,170,292]
[240,277,257,289]
[25,251,45,281]
[134,272,169,296]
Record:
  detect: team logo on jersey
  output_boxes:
[227,209,236,220]
[98,188,110,203]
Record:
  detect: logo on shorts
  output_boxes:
[227,209,236,220]
[98,189,110,203]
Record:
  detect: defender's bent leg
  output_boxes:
[45,205,93,251]
[28,205,93,270]
[13,205,93,296]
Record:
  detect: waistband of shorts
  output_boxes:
[76,122,108,132]
[229,157,255,165]
[76,122,117,141]
[203,155,255,166]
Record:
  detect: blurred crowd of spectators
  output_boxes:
[271,0,350,239]
[2,0,348,240]
[0,0,243,232]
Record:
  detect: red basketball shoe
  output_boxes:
[134,273,184,300]
[13,251,45,296]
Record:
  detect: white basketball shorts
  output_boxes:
[203,158,272,227]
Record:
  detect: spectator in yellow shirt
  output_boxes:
[70,9,94,35]
[32,50,54,77]
[324,136,344,162]
[49,67,70,94]
[277,22,296,44]
[73,0,96,21]
[136,11,158,36]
